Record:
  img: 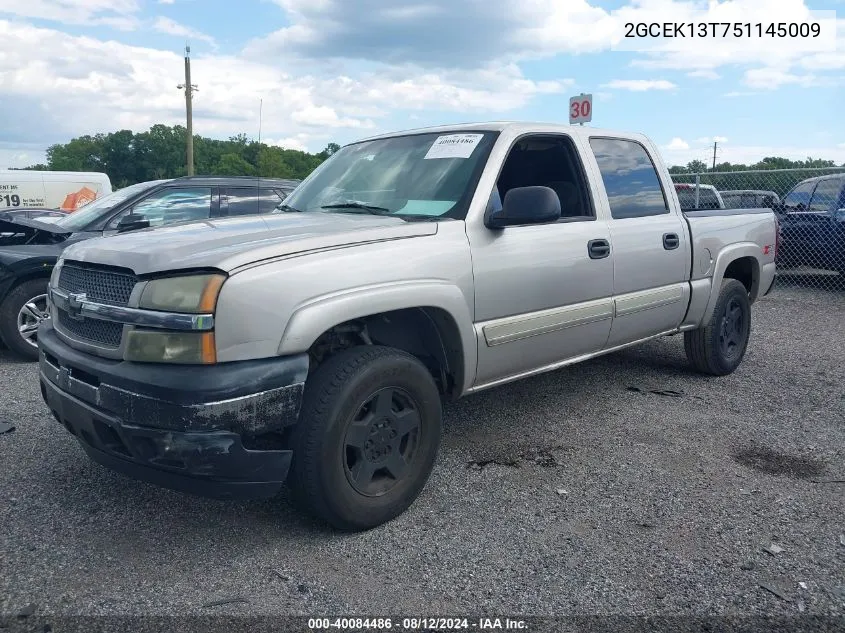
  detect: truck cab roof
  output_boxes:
[356,121,653,145]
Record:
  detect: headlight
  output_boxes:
[50,260,63,287]
[139,273,226,313]
[124,330,216,364]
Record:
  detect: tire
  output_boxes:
[287,345,442,531]
[684,278,751,377]
[0,278,50,362]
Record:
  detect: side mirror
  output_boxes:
[116,214,150,233]
[485,186,561,229]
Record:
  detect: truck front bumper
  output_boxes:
[37,323,308,500]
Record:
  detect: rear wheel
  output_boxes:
[684,278,751,376]
[287,345,442,531]
[0,278,50,362]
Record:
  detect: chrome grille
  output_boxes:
[58,263,137,306]
[57,311,123,348]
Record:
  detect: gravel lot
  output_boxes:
[1,278,843,627]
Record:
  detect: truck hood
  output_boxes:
[0,215,72,247]
[60,212,441,275]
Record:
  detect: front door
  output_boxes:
[467,133,614,388]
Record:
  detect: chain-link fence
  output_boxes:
[670,168,845,293]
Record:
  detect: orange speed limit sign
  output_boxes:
[569,94,592,124]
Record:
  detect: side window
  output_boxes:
[110,187,212,228]
[589,138,668,219]
[783,181,816,211]
[494,134,594,219]
[809,178,842,213]
[741,193,758,208]
[259,188,285,213]
[721,194,741,209]
[225,187,260,216]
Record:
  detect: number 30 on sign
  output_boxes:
[569,94,592,125]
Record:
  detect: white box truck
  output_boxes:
[0,170,112,212]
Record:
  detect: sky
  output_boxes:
[0,0,843,170]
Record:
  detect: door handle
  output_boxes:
[588,239,611,259]
[663,233,680,250]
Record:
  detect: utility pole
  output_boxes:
[177,44,198,176]
[258,98,263,145]
[712,141,717,170]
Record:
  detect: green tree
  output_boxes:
[257,147,294,178]
[686,159,709,174]
[212,152,256,176]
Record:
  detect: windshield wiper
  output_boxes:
[276,204,303,213]
[321,201,393,215]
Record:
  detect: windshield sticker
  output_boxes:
[424,134,483,160]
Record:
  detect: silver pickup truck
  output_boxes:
[37,122,778,530]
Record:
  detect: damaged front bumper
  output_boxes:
[37,323,308,500]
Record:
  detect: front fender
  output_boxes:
[277,279,478,394]
[699,243,762,325]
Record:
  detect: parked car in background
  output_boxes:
[37,122,777,530]
[720,190,781,210]
[674,183,725,210]
[0,176,300,360]
[776,173,845,275]
[0,170,112,212]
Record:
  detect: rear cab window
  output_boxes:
[674,186,722,210]
[588,138,669,219]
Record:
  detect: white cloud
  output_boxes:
[253,0,842,85]
[743,67,825,89]
[0,19,569,155]
[687,70,720,80]
[664,138,689,151]
[723,91,757,98]
[660,143,845,167]
[0,0,140,29]
[601,79,676,91]
[153,16,216,48]
[158,0,175,4]
[290,105,375,129]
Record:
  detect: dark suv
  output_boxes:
[776,173,845,276]
[0,176,300,360]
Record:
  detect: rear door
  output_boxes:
[587,136,691,347]
[803,177,845,266]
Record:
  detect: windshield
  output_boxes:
[279,131,498,221]
[675,186,722,210]
[53,180,165,231]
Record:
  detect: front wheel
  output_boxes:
[287,345,443,531]
[684,278,751,376]
[0,278,50,362]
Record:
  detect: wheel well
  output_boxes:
[307,307,465,399]
[723,257,759,299]
[1,271,51,302]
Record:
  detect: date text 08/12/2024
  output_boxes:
[307,618,528,630]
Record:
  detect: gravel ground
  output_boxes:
[1,278,843,627]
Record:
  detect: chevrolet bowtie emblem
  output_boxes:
[67,292,87,320]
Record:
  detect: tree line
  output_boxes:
[669,157,845,198]
[16,125,845,198]
[16,124,340,188]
